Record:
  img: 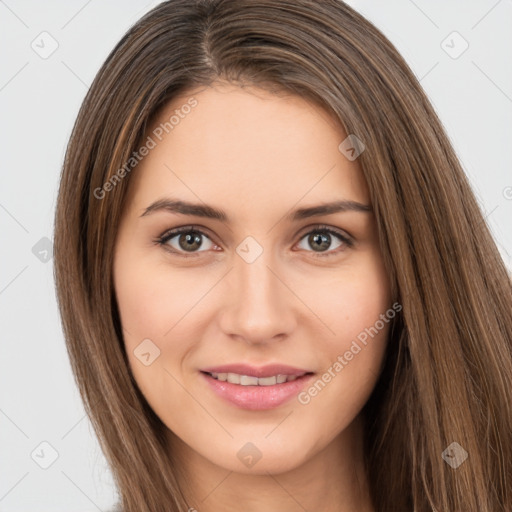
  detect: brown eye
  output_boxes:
[158,228,215,254]
[296,227,352,255]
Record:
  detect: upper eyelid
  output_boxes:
[159,225,218,244]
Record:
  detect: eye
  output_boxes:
[156,226,218,255]
[155,224,353,257]
[295,225,353,256]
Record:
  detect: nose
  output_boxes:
[217,248,297,346]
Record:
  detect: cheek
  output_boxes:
[298,250,391,354]
[329,281,390,354]
[113,256,193,420]
[114,249,192,341]
[293,253,391,422]
[113,248,213,400]
[113,248,177,378]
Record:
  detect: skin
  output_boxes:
[113,82,392,512]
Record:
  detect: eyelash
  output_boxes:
[154,224,354,258]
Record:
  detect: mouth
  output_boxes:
[203,371,308,386]
[199,365,315,410]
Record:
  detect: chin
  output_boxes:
[197,434,313,475]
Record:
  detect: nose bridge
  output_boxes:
[219,241,295,343]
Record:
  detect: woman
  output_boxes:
[53,1,512,511]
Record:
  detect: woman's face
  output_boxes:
[113,82,392,475]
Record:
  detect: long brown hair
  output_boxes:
[53,1,512,510]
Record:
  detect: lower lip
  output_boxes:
[201,372,315,410]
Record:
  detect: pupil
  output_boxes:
[179,232,202,251]
[310,232,330,252]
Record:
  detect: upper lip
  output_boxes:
[200,364,313,378]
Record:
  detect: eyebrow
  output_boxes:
[140,198,372,222]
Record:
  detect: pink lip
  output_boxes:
[200,363,311,378]
[200,365,315,410]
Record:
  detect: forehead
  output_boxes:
[124,83,369,225]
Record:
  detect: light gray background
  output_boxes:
[1,1,511,510]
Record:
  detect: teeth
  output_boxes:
[258,376,277,386]
[209,372,304,386]
[227,373,240,384]
[240,375,259,385]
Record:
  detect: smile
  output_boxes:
[200,370,315,410]
[207,372,304,386]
